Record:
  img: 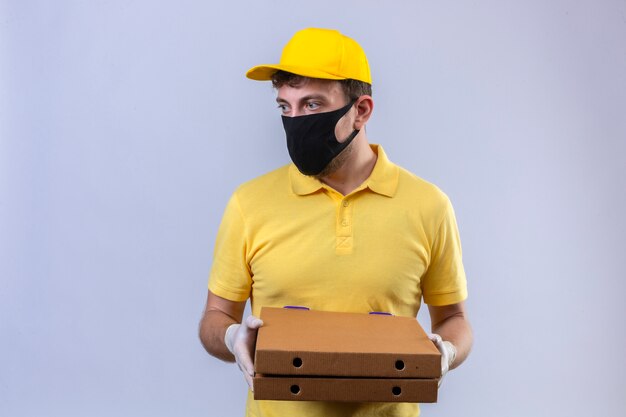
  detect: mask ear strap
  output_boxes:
[348,98,361,133]
[340,99,357,114]
[339,128,360,144]
[336,99,359,143]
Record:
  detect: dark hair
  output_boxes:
[271,70,372,101]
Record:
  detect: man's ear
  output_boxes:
[353,95,374,130]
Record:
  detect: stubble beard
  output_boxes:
[313,138,355,180]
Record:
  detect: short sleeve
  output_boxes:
[421,198,468,306]
[207,192,253,302]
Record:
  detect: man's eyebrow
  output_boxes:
[299,94,328,102]
[275,94,329,104]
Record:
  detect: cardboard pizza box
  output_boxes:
[254,307,441,379]
[253,374,438,403]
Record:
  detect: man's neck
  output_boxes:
[320,138,377,196]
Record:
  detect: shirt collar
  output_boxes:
[289,144,399,197]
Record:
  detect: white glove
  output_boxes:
[428,333,457,386]
[224,315,264,390]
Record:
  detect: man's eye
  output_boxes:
[277,104,289,113]
[306,102,320,110]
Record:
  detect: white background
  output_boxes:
[1,1,625,416]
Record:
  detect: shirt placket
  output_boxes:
[336,196,354,255]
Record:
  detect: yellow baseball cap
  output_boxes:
[246,28,372,84]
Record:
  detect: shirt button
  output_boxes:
[341,219,349,226]
[342,200,350,207]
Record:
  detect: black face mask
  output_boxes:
[282,101,359,176]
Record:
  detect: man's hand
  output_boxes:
[224,315,264,390]
[428,333,457,387]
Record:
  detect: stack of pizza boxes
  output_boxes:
[253,307,441,403]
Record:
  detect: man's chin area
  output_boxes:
[312,143,354,180]
[312,161,339,180]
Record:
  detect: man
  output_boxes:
[199,28,472,417]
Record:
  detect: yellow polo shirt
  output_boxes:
[208,145,467,417]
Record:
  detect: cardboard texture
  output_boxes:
[253,375,438,403]
[255,307,441,378]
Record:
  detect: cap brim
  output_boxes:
[246,64,347,81]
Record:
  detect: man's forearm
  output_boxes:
[431,314,473,370]
[199,309,237,362]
